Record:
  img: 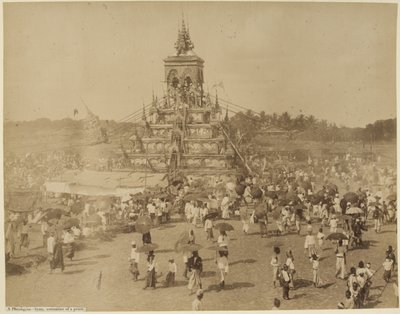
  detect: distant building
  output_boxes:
[257,126,289,138]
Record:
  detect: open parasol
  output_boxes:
[178,243,203,252]
[135,216,153,234]
[278,199,289,207]
[198,197,211,203]
[63,218,80,229]
[387,194,397,201]
[183,193,202,202]
[346,207,363,215]
[265,191,278,199]
[235,184,246,196]
[339,214,353,220]
[285,191,300,203]
[343,192,359,203]
[48,218,60,225]
[326,233,349,241]
[251,187,263,199]
[207,245,229,252]
[203,212,219,222]
[43,208,65,221]
[215,222,234,232]
[131,193,149,201]
[174,231,191,251]
[137,243,159,253]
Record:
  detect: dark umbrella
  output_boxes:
[278,199,289,206]
[339,214,353,220]
[203,212,218,222]
[183,193,202,201]
[343,192,359,203]
[387,194,397,201]
[135,216,153,234]
[326,183,338,192]
[309,195,321,205]
[48,218,60,225]
[198,197,211,203]
[251,187,263,199]
[157,193,169,199]
[43,208,64,221]
[265,191,278,199]
[285,191,300,202]
[137,243,159,253]
[215,222,234,232]
[63,218,80,229]
[171,178,184,186]
[326,233,349,241]
[235,184,246,196]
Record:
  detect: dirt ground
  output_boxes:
[6,215,398,311]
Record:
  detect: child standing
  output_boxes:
[310,253,321,287]
[192,289,204,311]
[304,230,317,258]
[165,258,177,287]
[271,255,280,288]
[285,250,296,289]
[306,221,313,234]
[383,256,394,282]
[129,241,140,281]
[329,215,338,233]
[317,228,325,250]
[204,218,214,241]
[343,290,355,309]
[271,246,281,288]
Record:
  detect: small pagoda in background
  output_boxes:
[128,19,235,177]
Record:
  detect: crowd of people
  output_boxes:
[4,150,398,310]
[4,150,137,191]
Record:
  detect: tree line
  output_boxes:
[225,110,396,145]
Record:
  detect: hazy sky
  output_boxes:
[4,2,397,127]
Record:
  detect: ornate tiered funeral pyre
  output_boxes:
[128,20,235,175]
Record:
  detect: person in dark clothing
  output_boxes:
[51,239,64,272]
[142,231,152,245]
[187,251,203,294]
[280,264,291,300]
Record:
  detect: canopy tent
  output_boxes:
[45,170,165,197]
[44,182,71,194]
[51,170,167,189]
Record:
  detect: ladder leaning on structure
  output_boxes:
[219,123,253,175]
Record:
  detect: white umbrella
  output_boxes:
[346,207,363,215]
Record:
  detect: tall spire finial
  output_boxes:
[224,105,229,122]
[174,13,194,56]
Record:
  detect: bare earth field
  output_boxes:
[6,217,398,311]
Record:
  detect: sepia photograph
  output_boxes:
[3,1,399,311]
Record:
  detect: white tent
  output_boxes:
[44,182,71,194]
